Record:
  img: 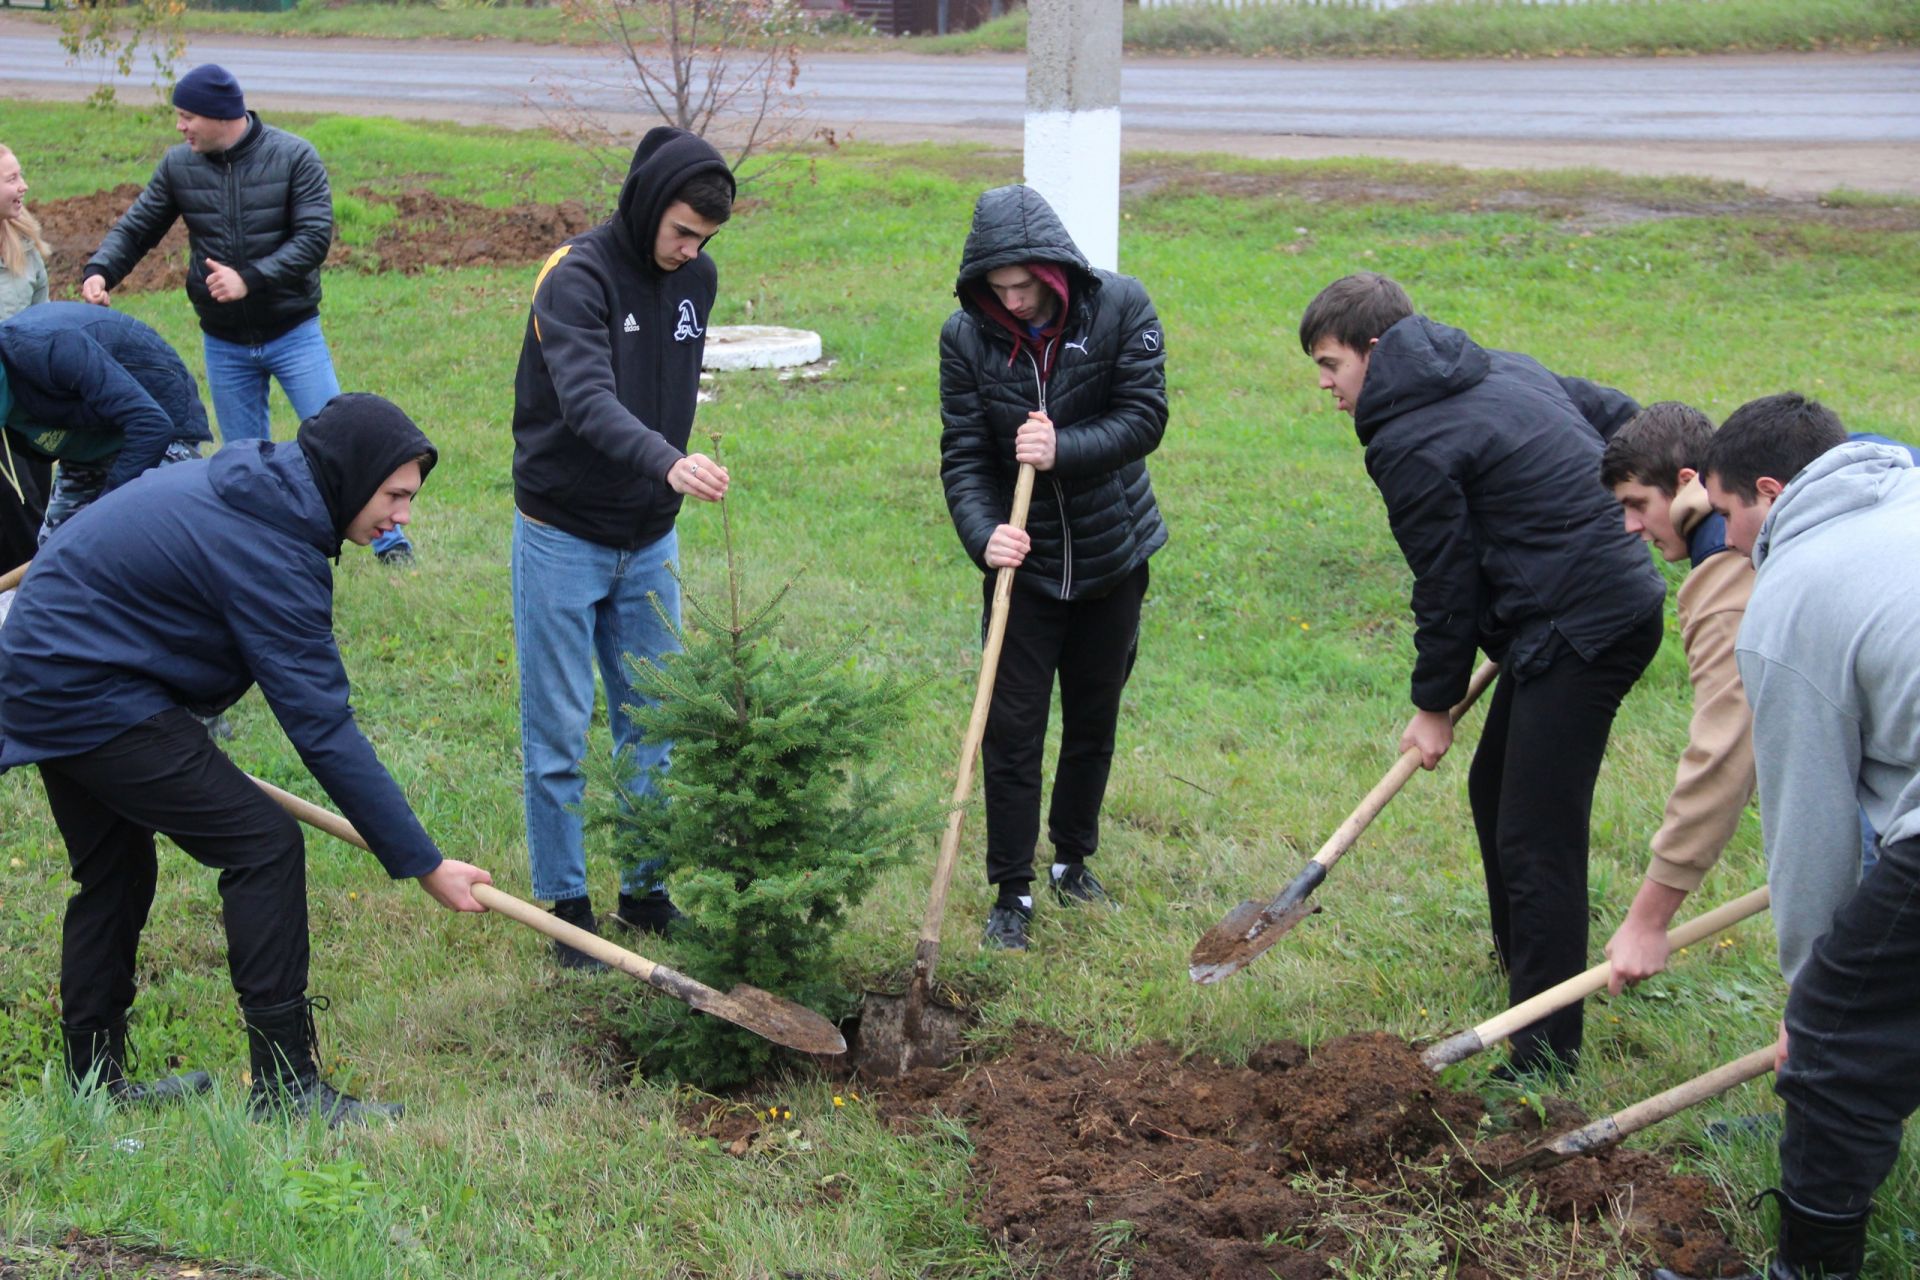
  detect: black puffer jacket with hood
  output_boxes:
[512,127,734,551]
[85,115,334,347]
[1354,314,1664,711]
[939,186,1169,601]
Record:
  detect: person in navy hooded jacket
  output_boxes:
[0,302,212,544]
[0,394,491,1125]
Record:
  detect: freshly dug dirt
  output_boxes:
[0,1230,256,1278]
[33,185,596,298]
[866,1028,1746,1280]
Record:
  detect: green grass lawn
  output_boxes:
[15,0,1916,57]
[2,103,1918,1277]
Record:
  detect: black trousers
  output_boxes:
[981,562,1148,887]
[1778,833,1920,1216]
[1467,609,1663,1071]
[37,708,310,1029]
[1,451,51,574]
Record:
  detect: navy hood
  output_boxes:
[613,127,734,271]
[1353,315,1492,445]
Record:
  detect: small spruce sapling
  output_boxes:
[590,438,932,1087]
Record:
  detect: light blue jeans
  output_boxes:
[203,316,409,557]
[512,513,681,903]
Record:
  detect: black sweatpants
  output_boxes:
[1467,609,1663,1072]
[37,707,310,1029]
[1778,833,1920,1216]
[1,452,51,574]
[981,562,1149,888]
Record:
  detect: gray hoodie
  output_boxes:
[1738,440,1920,982]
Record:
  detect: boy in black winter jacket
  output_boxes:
[1300,272,1665,1077]
[509,127,734,966]
[939,185,1169,951]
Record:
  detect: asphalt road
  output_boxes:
[3,17,1916,195]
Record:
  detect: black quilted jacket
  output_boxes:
[86,115,333,346]
[938,186,1168,601]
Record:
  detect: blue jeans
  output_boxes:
[203,317,408,557]
[512,513,681,903]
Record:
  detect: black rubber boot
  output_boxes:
[62,1021,212,1105]
[243,996,403,1128]
[1649,1189,1868,1280]
[548,895,609,972]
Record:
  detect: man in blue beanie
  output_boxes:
[79,64,416,567]
[0,394,490,1126]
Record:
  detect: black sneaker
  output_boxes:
[376,544,417,569]
[1050,863,1114,907]
[548,897,608,972]
[610,890,683,937]
[982,903,1031,951]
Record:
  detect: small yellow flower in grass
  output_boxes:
[833,1095,845,1108]
[348,892,359,901]
[1299,622,1310,631]
[1609,1015,1621,1024]
[1678,947,1690,956]
[1419,1007,1428,1017]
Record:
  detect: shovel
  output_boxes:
[0,558,28,594]
[250,774,847,1056]
[1422,884,1771,1071]
[1189,658,1500,984]
[858,461,1037,1079]
[1487,1043,1776,1179]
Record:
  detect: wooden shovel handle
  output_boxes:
[1425,884,1772,1069]
[1528,1044,1776,1169]
[0,558,29,595]
[916,462,1037,953]
[1310,658,1500,873]
[249,773,663,983]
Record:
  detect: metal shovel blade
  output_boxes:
[643,963,846,1057]
[851,987,970,1080]
[1188,895,1322,984]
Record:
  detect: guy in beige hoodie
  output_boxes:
[1597,403,1757,991]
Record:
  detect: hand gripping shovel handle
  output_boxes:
[1492,1044,1776,1178]
[1423,884,1771,1070]
[912,462,1037,980]
[248,774,847,1055]
[1188,659,1499,984]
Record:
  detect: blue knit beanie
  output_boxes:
[172,65,246,120]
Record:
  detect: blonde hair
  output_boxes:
[0,145,51,280]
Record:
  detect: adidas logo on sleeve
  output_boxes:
[623,313,640,334]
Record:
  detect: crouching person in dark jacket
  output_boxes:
[1300,273,1665,1078]
[940,186,1169,951]
[0,303,212,544]
[0,394,491,1125]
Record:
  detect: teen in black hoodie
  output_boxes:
[509,127,735,964]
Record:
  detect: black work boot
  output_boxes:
[1650,1189,1868,1280]
[610,889,682,938]
[243,996,403,1128]
[548,895,609,971]
[62,1020,212,1105]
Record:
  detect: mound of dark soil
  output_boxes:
[32,185,596,297]
[869,1028,1746,1280]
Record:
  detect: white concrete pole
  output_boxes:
[1024,0,1122,272]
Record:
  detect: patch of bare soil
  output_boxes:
[0,1231,261,1278]
[34,185,597,298]
[856,1027,1745,1280]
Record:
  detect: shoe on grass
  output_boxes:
[982,903,1031,951]
[547,896,609,972]
[610,890,683,937]
[1050,862,1114,907]
[376,544,417,569]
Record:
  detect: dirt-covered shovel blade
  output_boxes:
[248,774,846,1056]
[1487,1044,1776,1180]
[1190,659,1499,985]
[1188,889,1322,984]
